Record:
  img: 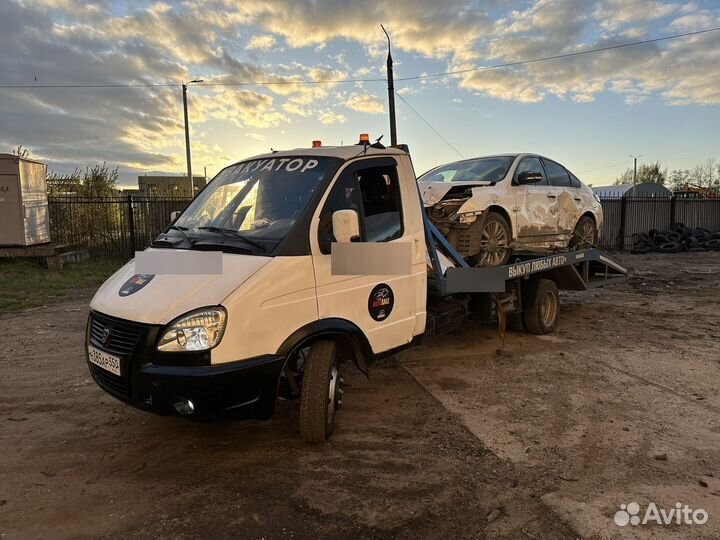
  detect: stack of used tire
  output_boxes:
[632,223,720,254]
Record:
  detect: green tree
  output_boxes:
[614,161,667,185]
[47,163,119,196]
[11,145,30,158]
[46,163,124,256]
[668,159,720,191]
[668,168,690,190]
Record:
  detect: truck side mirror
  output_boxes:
[170,210,181,222]
[332,209,360,243]
[517,171,544,185]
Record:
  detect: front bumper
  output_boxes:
[85,311,285,418]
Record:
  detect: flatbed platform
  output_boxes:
[422,212,629,336]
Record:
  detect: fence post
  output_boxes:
[617,197,627,251]
[127,194,136,257]
[669,196,676,226]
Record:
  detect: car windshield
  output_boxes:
[419,156,515,183]
[171,156,335,250]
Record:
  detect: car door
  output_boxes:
[310,156,423,355]
[513,156,561,248]
[541,158,581,240]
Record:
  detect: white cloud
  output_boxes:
[318,111,346,125]
[668,13,716,31]
[346,93,386,114]
[594,0,680,30]
[246,34,277,51]
[2,0,720,180]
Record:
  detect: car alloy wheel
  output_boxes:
[478,217,511,267]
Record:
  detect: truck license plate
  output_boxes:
[88,346,122,376]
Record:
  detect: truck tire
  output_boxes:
[299,340,342,443]
[704,238,720,251]
[657,241,681,253]
[475,212,512,267]
[522,279,559,335]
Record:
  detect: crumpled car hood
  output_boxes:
[417,180,493,206]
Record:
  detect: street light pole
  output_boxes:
[629,154,642,185]
[182,79,203,197]
[381,25,397,147]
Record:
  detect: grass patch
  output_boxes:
[0,259,124,314]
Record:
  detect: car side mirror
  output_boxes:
[170,210,181,222]
[332,209,360,243]
[517,171,544,185]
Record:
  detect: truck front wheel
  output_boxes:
[299,340,343,443]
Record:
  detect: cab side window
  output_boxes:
[515,157,548,185]
[543,159,572,187]
[317,163,403,254]
[357,166,403,242]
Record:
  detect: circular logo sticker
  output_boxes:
[119,274,155,297]
[368,283,394,321]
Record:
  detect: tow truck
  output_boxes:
[86,136,627,442]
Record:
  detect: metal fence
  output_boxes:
[47,194,720,257]
[48,195,192,258]
[597,196,720,250]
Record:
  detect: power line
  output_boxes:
[0,82,178,89]
[395,26,720,82]
[576,161,630,173]
[0,77,386,89]
[578,151,720,174]
[1,26,718,89]
[394,91,464,159]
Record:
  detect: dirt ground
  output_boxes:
[1,252,719,540]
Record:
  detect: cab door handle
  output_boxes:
[546,194,557,199]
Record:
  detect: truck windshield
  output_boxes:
[419,156,515,183]
[171,156,334,251]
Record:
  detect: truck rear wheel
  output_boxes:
[522,279,559,335]
[299,340,342,443]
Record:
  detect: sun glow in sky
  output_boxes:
[1,0,719,187]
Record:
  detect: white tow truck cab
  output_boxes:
[86,136,627,442]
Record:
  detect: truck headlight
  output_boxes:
[157,307,227,352]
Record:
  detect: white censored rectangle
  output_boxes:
[134,250,223,275]
[331,242,412,276]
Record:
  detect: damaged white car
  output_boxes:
[418,154,603,266]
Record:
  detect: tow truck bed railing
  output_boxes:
[424,211,628,296]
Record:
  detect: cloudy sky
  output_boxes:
[1,0,719,187]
